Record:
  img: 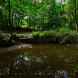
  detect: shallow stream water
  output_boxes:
[0,44,78,68]
[0,44,78,77]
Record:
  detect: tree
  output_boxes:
[67,0,78,31]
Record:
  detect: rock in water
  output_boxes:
[7,44,32,52]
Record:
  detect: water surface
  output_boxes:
[0,44,78,71]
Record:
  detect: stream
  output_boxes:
[0,44,78,78]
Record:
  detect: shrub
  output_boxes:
[32,32,40,39]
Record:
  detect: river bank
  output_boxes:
[0,31,78,46]
[16,31,78,44]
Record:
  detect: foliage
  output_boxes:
[0,0,78,32]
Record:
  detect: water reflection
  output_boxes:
[0,53,69,78]
[0,44,78,78]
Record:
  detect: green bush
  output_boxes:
[32,30,78,41]
[32,31,57,39]
[32,32,40,39]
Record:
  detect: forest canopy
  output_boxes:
[0,0,78,32]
